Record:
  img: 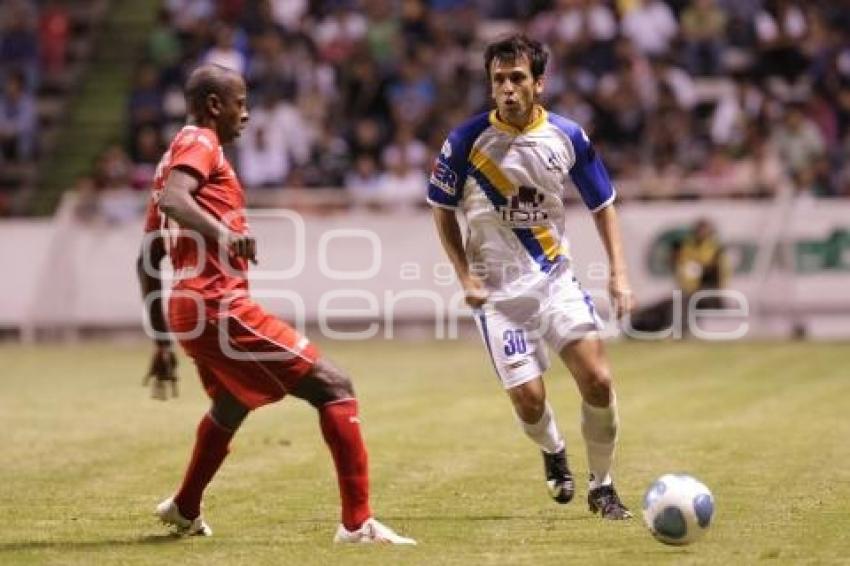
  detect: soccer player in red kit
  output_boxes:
[136,64,414,544]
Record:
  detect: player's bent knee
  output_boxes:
[509,384,546,423]
[292,358,356,407]
[584,369,613,407]
[515,400,545,424]
[210,391,250,431]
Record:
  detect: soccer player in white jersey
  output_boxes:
[428,35,634,519]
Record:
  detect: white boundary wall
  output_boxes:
[1,194,848,339]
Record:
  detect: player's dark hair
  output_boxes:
[484,34,548,81]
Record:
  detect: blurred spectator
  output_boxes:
[304,120,350,187]
[267,0,308,32]
[147,7,182,81]
[0,1,39,88]
[203,24,248,74]
[345,153,383,207]
[389,60,440,129]
[165,0,214,34]
[314,5,367,64]
[339,56,389,120]
[727,125,786,197]
[551,90,595,133]
[400,0,432,47]
[755,0,809,86]
[629,218,729,334]
[349,117,386,161]
[246,31,297,99]
[38,0,69,79]
[594,64,646,148]
[771,103,827,192]
[130,125,164,190]
[0,70,36,162]
[675,218,730,307]
[381,123,428,173]
[531,0,619,75]
[238,92,310,188]
[681,0,727,76]
[620,0,678,58]
[710,76,765,146]
[377,145,428,210]
[72,175,100,222]
[635,149,685,200]
[104,0,850,205]
[364,0,401,68]
[128,64,164,131]
[648,56,698,112]
[93,145,133,191]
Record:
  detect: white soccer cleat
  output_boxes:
[333,517,416,545]
[155,497,212,537]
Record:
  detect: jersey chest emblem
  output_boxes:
[543,145,569,174]
[497,185,549,225]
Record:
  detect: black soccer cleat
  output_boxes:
[542,448,575,504]
[588,483,633,520]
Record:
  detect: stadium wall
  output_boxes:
[1,195,848,340]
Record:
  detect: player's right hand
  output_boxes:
[462,274,489,309]
[223,231,257,265]
[143,344,179,400]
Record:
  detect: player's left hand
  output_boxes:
[143,343,179,400]
[609,274,636,320]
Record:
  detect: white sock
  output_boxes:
[516,402,565,454]
[581,394,619,489]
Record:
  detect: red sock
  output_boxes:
[173,413,234,519]
[319,398,372,530]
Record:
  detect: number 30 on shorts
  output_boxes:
[503,329,527,356]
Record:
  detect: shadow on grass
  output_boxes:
[381,513,595,522]
[0,534,188,552]
[0,513,597,553]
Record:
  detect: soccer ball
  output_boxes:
[642,474,714,545]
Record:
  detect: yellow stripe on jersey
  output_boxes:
[469,148,516,197]
[531,225,566,260]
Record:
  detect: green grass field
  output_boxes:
[1,339,848,565]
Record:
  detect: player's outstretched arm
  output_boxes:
[159,167,257,264]
[136,234,178,400]
[593,203,635,319]
[432,207,488,309]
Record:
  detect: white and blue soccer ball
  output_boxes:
[642,473,714,545]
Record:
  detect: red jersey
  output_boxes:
[144,125,249,309]
[143,126,320,409]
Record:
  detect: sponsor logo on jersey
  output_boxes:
[430,161,458,195]
[496,185,549,224]
[440,140,452,159]
[506,358,530,370]
[544,146,568,174]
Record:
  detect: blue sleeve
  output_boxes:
[549,113,615,211]
[427,113,490,208]
[567,127,615,212]
[427,131,467,208]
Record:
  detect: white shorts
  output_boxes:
[473,272,602,389]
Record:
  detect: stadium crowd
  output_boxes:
[1,0,101,216]
[1,1,68,171]
[10,0,850,213]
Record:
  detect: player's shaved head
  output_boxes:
[183,63,249,143]
[185,64,243,115]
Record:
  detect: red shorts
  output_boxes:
[169,296,320,409]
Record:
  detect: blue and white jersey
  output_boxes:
[428,106,615,301]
